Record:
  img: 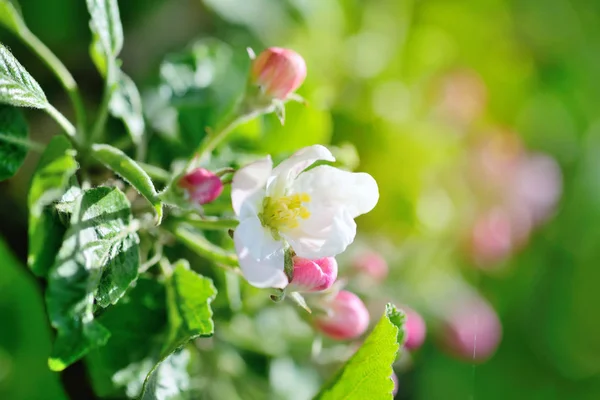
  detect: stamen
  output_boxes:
[259,193,311,232]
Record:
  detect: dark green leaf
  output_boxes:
[314,304,406,400]
[91,143,163,224]
[27,135,78,276]
[86,278,167,399]
[46,187,140,371]
[0,105,28,180]
[0,0,25,34]
[110,70,145,146]
[139,261,216,399]
[86,0,123,75]
[0,43,47,108]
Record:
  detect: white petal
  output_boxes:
[234,218,288,289]
[235,216,282,259]
[231,156,272,217]
[292,165,379,218]
[267,145,335,196]
[282,207,356,259]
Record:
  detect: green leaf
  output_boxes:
[86,278,167,399]
[27,135,78,276]
[314,304,406,400]
[0,105,28,180]
[110,70,145,146]
[46,187,140,371]
[0,43,47,108]
[163,260,217,355]
[86,0,123,75]
[140,349,191,400]
[140,261,216,398]
[0,0,25,34]
[91,144,163,224]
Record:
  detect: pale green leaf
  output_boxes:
[0,43,47,108]
[91,144,163,224]
[110,70,145,146]
[27,135,78,276]
[314,304,406,400]
[46,187,140,371]
[0,104,28,180]
[0,0,25,34]
[86,0,123,75]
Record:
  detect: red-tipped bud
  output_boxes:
[403,308,426,350]
[441,297,502,363]
[288,256,338,292]
[250,47,307,100]
[178,168,223,205]
[315,290,369,340]
[352,251,388,281]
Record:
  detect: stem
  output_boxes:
[171,224,238,267]
[89,78,114,145]
[0,132,45,152]
[175,216,239,231]
[183,105,257,173]
[45,105,79,145]
[19,28,86,136]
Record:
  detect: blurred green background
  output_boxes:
[2,0,600,399]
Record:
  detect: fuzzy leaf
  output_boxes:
[0,43,47,108]
[110,70,145,146]
[314,304,406,400]
[0,0,25,34]
[86,0,123,75]
[140,261,216,399]
[91,144,163,224]
[0,105,28,180]
[27,135,78,276]
[46,187,140,371]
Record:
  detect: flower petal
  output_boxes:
[231,156,273,217]
[292,165,379,217]
[267,145,335,196]
[282,207,356,259]
[234,217,288,289]
[235,216,282,259]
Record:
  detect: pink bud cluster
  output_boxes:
[468,132,562,266]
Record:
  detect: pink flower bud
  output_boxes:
[178,168,223,205]
[441,297,502,363]
[403,308,426,350]
[250,47,307,100]
[315,290,369,340]
[352,251,388,281]
[288,256,338,292]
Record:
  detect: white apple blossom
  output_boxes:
[231,145,379,288]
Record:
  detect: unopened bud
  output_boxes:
[403,308,426,350]
[178,168,223,205]
[250,47,307,100]
[441,297,502,363]
[315,290,369,340]
[352,251,388,281]
[288,256,338,292]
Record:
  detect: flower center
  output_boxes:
[259,193,311,234]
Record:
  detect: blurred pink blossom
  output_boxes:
[352,251,388,281]
[178,168,223,205]
[441,297,502,363]
[250,47,307,100]
[315,290,370,340]
[403,308,426,350]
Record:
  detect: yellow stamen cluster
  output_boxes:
[259,193,311,233]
